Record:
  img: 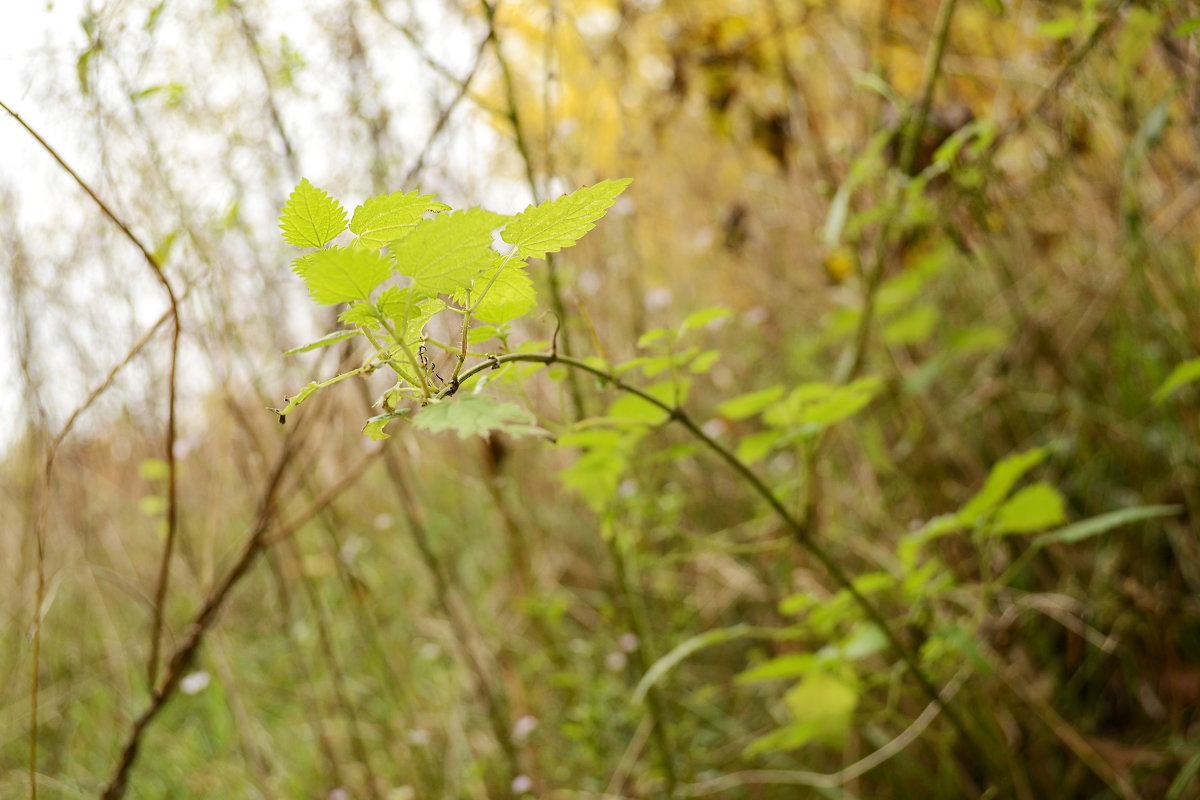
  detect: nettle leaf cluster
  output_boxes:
[272,177,631,440]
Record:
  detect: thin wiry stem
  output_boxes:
[0,98,184,798]
[100,439,381,800]
[480,0,587,419]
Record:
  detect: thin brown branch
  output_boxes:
[479,0,586,420]
[1,98,184,799]
[100,439,381,800]
[403,28,491,184]
[227,0,299,175]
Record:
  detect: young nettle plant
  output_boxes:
[272,177,632,439]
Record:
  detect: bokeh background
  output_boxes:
[3,1,1200,798]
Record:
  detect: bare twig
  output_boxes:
[227,0,299,174]
[480,0,586,419]
[100,440,381,799]
[1,98,184,799]
[403,28,491,184]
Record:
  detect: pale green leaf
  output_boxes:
[689,350,721,374]
[393,208,507,295]
[745,673,858,755]
[607,382,679,424]
[959,447,1047,525]
[1153,357,1200,403]
[736,429,784,464]
[339,303,382,330]
[279,178,347,248]
[502,179,632,259]
[637,328,668,349]
[783,673,858,745]
[363,411,408,441]
[882,306,938,345]
[291,247,392,305]
[1032,505,1181,549]
[349,189,448,248]
[413,394,544,439]
[764,377,883,431]
[1174,17,1200,37]
[680,306,731,332]
[717,386,785,420]
[837,624,887,660]
[737,654,815,684]
[138,458,169,481]
[283,329,359,356]
[991,482,1067,535]
[377,287,446,345]
[1038,17,1077,39]
[467,258,537,324]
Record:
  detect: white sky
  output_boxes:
[1,2,88,448]
[0,1,527,452]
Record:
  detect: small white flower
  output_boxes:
[180,671,210,696]
[511,775,533,794]
[619,633,639,653]
[512,715,538,743]
[644,287,673,310]
[605,651,628,672]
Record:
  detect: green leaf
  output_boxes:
[279,178,347,248]
[607,382,678,424]
[959,448,1047,525]
[349,189,449,248]
[764,377,883,432]
[339,303,382,330]
[268,381,322,419]
[689,350,721,374]
[717,386,785,420]
[413,394,544,439]
[736,429,784,464]
[283,329,359,356]
[991,482,1067,535]
[138,458,169,481]
[291,247,393,305]
[393,208,507,295]
[1174,17,1200,37]
[363,411,408,441]
[836,624,887,660]
[745,672,859,755]
[1032,505,1181,549]
[680,306,731,332]
[502,178,632,259]
[467,257,537,324]
[1153,357,1200,403]
[737,654,815,684]
[1038,17,1077,39]
[637,328,668,349]
[882,306,938,345]
[378,287,446,345]
[783,673,858,746]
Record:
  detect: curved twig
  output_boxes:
[1,98,184,799]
